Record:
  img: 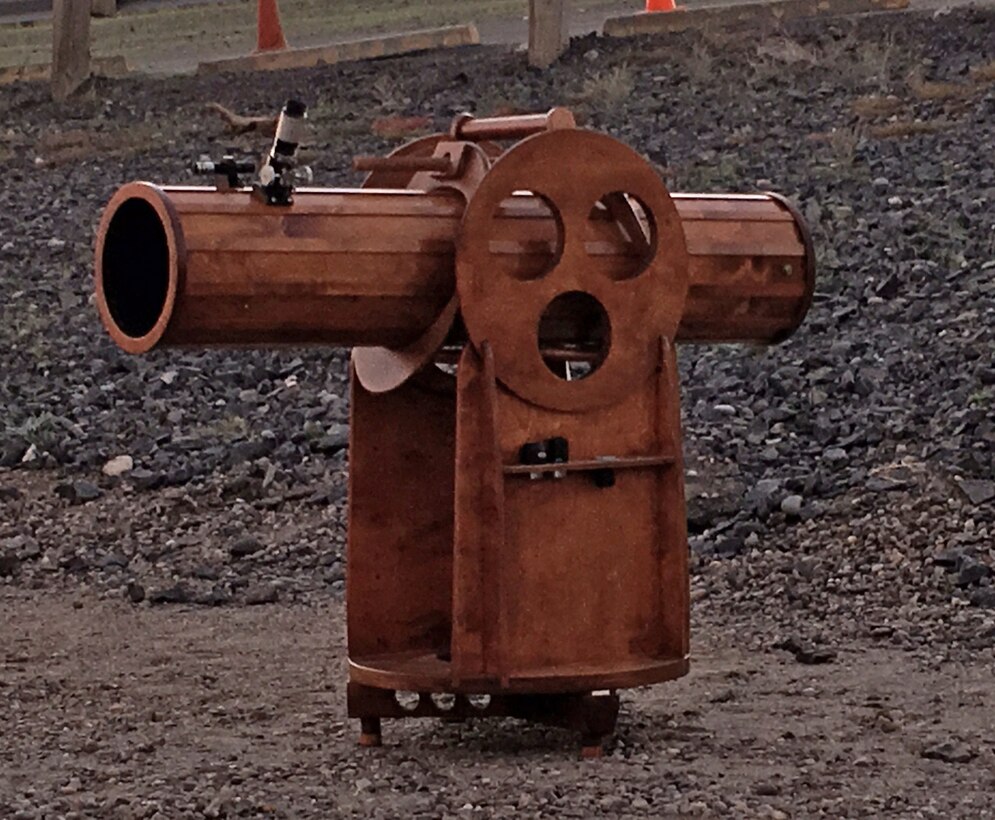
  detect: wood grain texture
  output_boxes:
[51,0,91,101]
[528,0,568,69]
[96,182,812,355]
[347,370,455,661]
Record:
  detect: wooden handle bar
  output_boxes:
[353,155,454,174]
[450,107,576,141]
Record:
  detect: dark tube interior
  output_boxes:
[101,198,170,339]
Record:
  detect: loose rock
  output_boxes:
[230,535,264,558]
[102,455,134,477]
[54,480,102,504]
[921,741,977,764]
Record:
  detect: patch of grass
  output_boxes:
[699,26,742,53]
[685,41,714,84]
[907,71,974,102]
[35,123,159,165]
[816,26,857,67]
[306,97,374,142]
[868,119,953,139]
[851,94,903,120]
[673,155,745,192]
[969,59,995,85]
[577,64,635,108]
[0,128,25,163]
[852,32,897,90]
[370,75,407,114]
[478,98,532,118]
[3,411,81,453]
[825,125,862,166]
[968,388,992,408]
[756,36,818,66]
[192,414,250,441]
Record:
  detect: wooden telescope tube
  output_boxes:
[95,183,814,354]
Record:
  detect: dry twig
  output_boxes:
[206,102,278,136]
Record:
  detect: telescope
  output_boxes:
[95,105,814,756]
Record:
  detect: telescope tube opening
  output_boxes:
[102,199,170,339]
[96,184,180,354]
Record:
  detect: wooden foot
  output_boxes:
[581,734,605,759]
[358,717,382,747]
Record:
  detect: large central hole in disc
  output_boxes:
[538,291,611,381]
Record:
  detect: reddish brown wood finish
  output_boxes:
[93,109,815,753]
[347,370,455,664]
[94,182,465,353]
[450,107,576,140]
[95,187,811,356]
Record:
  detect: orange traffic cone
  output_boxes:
[646,0,678,10]
[257,0,288,52]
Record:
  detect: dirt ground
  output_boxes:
[2,591,993,818]
[1,2,994,816]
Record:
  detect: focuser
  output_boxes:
[254,98,310,206]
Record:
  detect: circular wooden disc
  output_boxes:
[456,130,689,411]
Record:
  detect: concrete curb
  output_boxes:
[196,23,480,75]
[603,0,910,37]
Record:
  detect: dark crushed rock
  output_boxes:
[245,583,280,605]
[969,589,995,609]
[311,423,349,455]
[193,587,232,607]
[149,584,192,605]
[97,551,129,569]
[230,534,265,558]
[957,479,995,505]
[0,554,20,577]
[54,479,102,503]
[956,557,992,587]
[921,740,978,764]
[773,636,838,665]
[127,468,164,491]
[0,439,28,468]
[780,494,804,517]
[125,581,145,603]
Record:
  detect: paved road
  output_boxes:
[0,0,226,25]
[0,0,653,33]
[3,0,988,72]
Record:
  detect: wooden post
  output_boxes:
[52,0,92,102]
[528,0,567,69]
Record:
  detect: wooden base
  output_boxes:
[348,682,621,756]
[358,717,382,747]
[580,742,605,760]
[349,653,689,694]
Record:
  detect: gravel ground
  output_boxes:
[1,5,994,816]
